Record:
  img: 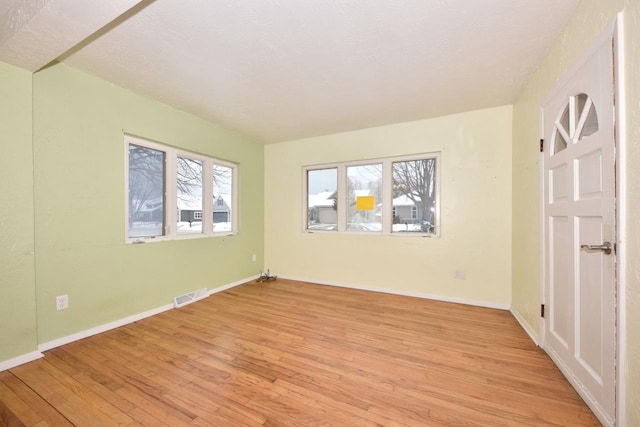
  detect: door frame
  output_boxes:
[538,13,627,426]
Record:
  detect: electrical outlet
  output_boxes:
[56,294,69,310]
[252,254,257,262]
[454,269,466,280]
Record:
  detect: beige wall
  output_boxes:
[0,61,38,361]
[621,1,640,424]
[265,105,512,307]
[511,0,640,423]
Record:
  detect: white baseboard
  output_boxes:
[38,303,174,352]
[208,274,259,296]
[38,275,257,353]
[6,274,506,371]
[0,351,44,372]
[510,307,539,345]
[278,275,511,310]
[544,345,614,427]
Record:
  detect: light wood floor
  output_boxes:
[0,279,599,426]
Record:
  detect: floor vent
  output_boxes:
[174,288,208,308]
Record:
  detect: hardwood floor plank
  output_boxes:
[0,371,71,427]
[4,279,600,426]
[0,399,25,427]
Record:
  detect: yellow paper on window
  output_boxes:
[356,196,374,211]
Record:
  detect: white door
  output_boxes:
[542,37,616,426]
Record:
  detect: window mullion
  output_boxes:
[382,159,392,234]
[166,149,177,238]
[337,165,347,232]
[124,141,131,243]
[231,165,238,234]
[202,159,213,236]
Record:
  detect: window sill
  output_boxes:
[126,231,237,244]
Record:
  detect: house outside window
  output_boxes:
[304,153,439,235]
[125,134,238,242]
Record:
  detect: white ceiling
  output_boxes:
[0,0,579,143]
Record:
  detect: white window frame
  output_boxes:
[193,211,202,220]
[125,134,238,243]
[303,152,440,236]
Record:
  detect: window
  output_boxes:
[306,168,338,231]
[177,156,203,235]
[346,164,382,232]
[128,144,165,238]
[125,135,237,242]
[304,153,439,235]
[392,158,436,234]
[213,164,234,232]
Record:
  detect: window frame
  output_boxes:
[303,152,440,237]
[124,134,238,243]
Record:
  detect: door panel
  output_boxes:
[550,165,569,202]
[542,36,615,426]
[576,149,602,199]
[549,215,571,349]
[577,216,604,380]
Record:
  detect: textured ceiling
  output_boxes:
[0,0,580,143]
[0,0,144,71]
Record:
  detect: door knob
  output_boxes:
[580,241,612,255]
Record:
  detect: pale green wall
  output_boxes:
[32,64,264,344]
[264,105,512,307]
[0,62,38,360]
[511,0,640,424]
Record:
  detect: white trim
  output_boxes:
[124,133,239,243]
[337,163,347,232]
[539,17,622,426]
[208,274,260,296]
[278,275,510,310]
[303,152,441,237]
[510,307,539,345]
[540,20,617,108]
[544,344,615,427]
[0,351,44,372]
[38,275,257,353]
[38,303,174,352]
[613,12,626,427]
[538,113,547,345]
[302,164,339,233]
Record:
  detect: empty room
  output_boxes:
[1,0,639,426]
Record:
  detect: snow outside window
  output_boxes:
[177,156,203,235]
[213,164,234,233]
[306,168,338,231]
[128,144,165,238]
[304,153,439,236]
[125,135,238,243]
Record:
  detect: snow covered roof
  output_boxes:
[176,193,232,210]
[214,193,232,209]
[392,194,421,206]
[308,191,336,208]
[177,194,202,210]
